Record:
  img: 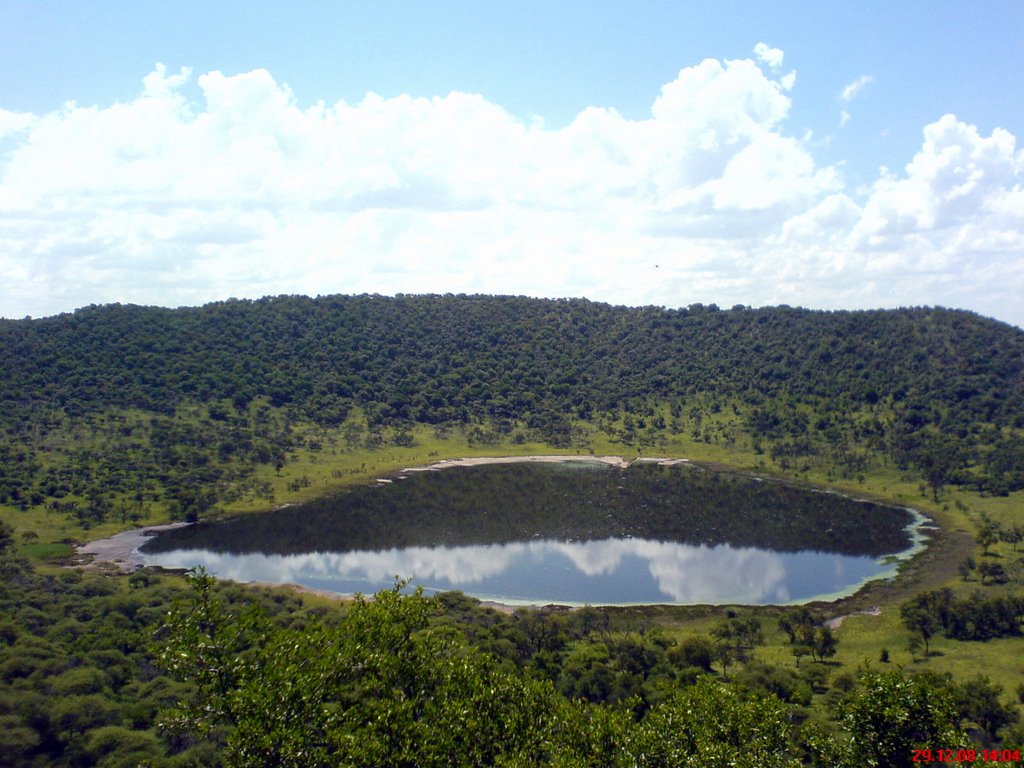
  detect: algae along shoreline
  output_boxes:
[123,455,930,608]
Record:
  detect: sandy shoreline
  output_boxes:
[398,454,689,474]
[75,522,192,572]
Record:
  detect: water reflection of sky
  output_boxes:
[141,537,894,605]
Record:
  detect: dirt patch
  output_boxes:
[74,522,192,572]
[826,605,882,630]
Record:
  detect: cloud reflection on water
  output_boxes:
[142,535,885,605]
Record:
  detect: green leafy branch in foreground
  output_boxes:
[157,571,803,768]
[1,549,1015,768]
[157,571,1004,768]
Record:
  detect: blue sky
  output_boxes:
[2,1,1022,326]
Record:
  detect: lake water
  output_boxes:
[141,460,924,605]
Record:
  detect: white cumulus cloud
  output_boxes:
[0,56,1022,327]
[753,42,785,70]
[766,114,1024,315]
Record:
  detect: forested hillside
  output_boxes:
[3,296,1022,428]
[2,295,1023,523]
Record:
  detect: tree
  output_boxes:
[978,561,1009,585]
[0,519,14,554]
[712,617,764,666]
[0,715,41,768]
[838,669,970,768]
[955,674,1019,741]
[777,606,816,644]
[977,518,1001,555]
[628,677,800,768]
[900,589,952,657]
[809,626,838,663]
[791,644,811,667]
[778,608,837,664]
[81,726,164,767]
[959,556,975,581]
[1003,524,1024,552]
[159,571,587,767]
[907,634,925,662]
[670,636,716,672]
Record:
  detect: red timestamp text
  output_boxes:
[912,749,1022,763]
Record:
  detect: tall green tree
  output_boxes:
[627,677,800,768]
[955,675,1019,741]
[838,669,969,768]
[900,589,952,657]
[159,571,585,767]
[0,519,13,554]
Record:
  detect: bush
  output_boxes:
[82,726,164,766]
[0,714,41,767]
[49,667,111,696]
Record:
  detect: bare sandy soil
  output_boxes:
[75,522,191,572]
[399,454,689,474]
[826,606,882,629]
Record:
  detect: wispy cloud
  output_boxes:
[841,75,873,102]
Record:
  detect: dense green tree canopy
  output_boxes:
[2,296,1022,430]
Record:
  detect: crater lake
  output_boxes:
[140,459,926,605]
